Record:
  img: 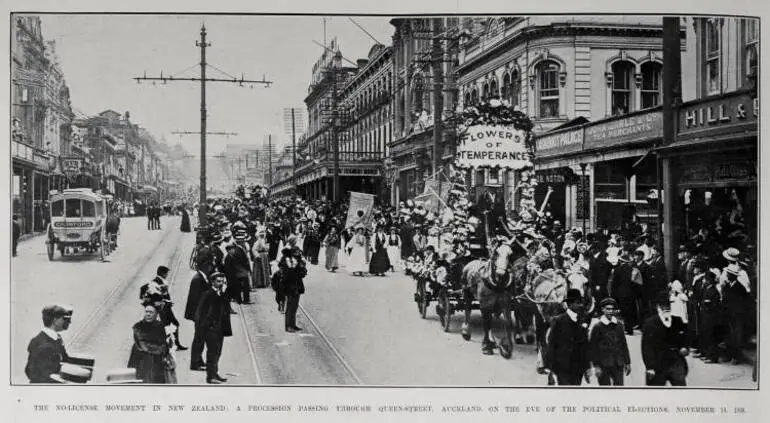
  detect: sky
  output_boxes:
[39,14,394,155]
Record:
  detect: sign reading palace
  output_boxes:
[455,125,532,169]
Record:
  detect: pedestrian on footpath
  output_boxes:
[588,298,631,386]
[12,214,21,257]
[642,293,689,386]
[25,305,73,383]
[698,268,722,364]
[278,247,306,333]
[194,272,232,384]
[185,260,213,371]
[544,289,591,386]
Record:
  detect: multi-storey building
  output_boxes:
[658,16,758,264]
[455,16,678,232]
[389,18,460,205]
[11,15,73,233]
[336,43,394,203]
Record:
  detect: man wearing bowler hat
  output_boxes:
[544,289,591,385]
[225,229,253,305]
[642,292,689,386]
[25,305,73,383]
[195,272,232,384]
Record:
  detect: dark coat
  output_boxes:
[195,288,233,337]
[127,320,168,383]
[643,257,668,299]
[611,263,635,299]
[184,272,209,321]
[590,252,612,299]
[545,313,590,374]
[224,244,251,281]
[722,281,750,317]
[25,331,69,383]
[641,315,688,373]
[588,319,631,368]
[278,254,307,296]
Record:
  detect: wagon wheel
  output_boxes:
[438,290,453,332]
[98,228,106,261]
[46,240,55,261]
[416,282,428,319]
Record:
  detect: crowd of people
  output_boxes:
[23,179,757,385]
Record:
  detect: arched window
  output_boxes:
[611,60,634,115]
[536,60,559,118]
[640,62,662,109]
[464,90,471,107]
[489,78,498,99]
[705,19,721,95]
[511,70,520,107]
[501,73,510,103]
[470,88,478,105]
[482,82,490,100]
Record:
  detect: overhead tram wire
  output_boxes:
[347,18,385,46]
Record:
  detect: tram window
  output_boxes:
[82,201,96,217]
[51,200,64,217]
[65,199,82,217]
[95,202,104,216]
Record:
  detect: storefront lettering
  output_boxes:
[536,129,583,155]
[583,111,662,149]
[679,93,758,133]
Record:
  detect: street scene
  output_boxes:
[11,14,758,387]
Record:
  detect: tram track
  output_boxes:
[69,223,181,351]
[297,302,363,385]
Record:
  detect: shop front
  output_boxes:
[658,90,758,260]
[534,126,584,229]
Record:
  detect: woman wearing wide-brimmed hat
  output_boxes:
[322,226,341,272]
[386,226,401,272]
[128,301,174,383]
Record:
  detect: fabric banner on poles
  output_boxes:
[344,192,375,229]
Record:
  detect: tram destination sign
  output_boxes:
[53,221,94,228]
[584,110,662,150]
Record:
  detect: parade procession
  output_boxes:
[11,14,758,388]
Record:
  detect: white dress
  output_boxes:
[346,234,368,274]
[386,234,401,271]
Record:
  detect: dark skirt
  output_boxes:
[127,347,166,383]
[252,254,270,288]
[369,247,391,275]
[180,212,191,232]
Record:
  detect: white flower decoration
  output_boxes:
[489,99,502,108]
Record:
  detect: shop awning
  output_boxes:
[655,133,756,156]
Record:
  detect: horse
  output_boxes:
[510,242,594,379]
[459,240,521,358]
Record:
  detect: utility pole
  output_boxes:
[134,25,271,227]
[268,134,273,188]
[661,16,683,280]
[292,108,297,194]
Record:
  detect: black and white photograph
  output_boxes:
[10,11,759,390]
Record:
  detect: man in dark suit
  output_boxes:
[25,305,73,383]
[544,289,591,386]
[224,231,253,305]
[278,247,307,333]
[195,272,232,384]
[186,260,213,371]
[589,244,612,306]
[642,293,689,386]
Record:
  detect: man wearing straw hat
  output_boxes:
[25,305,73,383]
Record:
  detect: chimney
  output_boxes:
[357,59,369,69]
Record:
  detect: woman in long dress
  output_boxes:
[251,229,271,288]
[127,303,172,384]
[386,227,401,272]
[368,226,391,276]
[179,206,191,233]
[323,226,341,272]
[345,226,368,276]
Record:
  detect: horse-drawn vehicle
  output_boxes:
[45,188,111,261]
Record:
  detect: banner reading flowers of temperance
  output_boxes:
[455,125,532,170]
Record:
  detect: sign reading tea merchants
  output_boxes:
[455,125,532,169]
[584,110,662,149]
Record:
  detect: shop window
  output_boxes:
[594,162,626,200]
[51,200,64,217]
[705,19,721,95]
[536,61,560,118]
[611,61,634,115]
[640,62,662,109]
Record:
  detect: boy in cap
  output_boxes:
[544,289,591,386]
[588,297,631,386]
[25,305,73,383]
[641,292,689,386]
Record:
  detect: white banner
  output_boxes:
[455,125,532,169]
[344,192,375,230]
